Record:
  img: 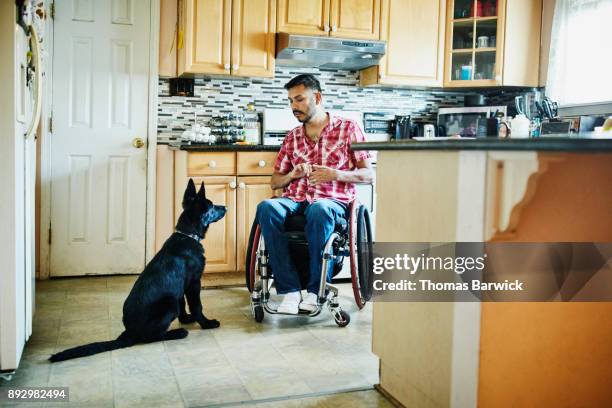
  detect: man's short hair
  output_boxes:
[284,74,322,92]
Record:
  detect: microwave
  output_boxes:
[437,106,506,137]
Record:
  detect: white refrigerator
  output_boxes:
[0,3,40,376]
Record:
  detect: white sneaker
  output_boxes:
[277,291,301,314]
[299,292,319,312]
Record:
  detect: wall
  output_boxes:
[157,66,531,143]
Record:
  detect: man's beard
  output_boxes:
[293,106,315,123]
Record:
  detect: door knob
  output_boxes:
[229,181,237,189]
[224,63,230,70]
[209,160,217,168]
[258,160,266,168]
[232,64,238,71]
[132,138,145,148]
[238,182,245,189]
[331,25,337,32]
[323,25,330,32]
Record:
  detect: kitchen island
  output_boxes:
[352,138,612,408]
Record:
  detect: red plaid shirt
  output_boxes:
[274,113,372,203]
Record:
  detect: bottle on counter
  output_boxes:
[510,114,530,138]
[243,103,260,145]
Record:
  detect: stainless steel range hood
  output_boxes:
[276,32,386,70]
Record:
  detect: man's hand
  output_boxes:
[289,163,312,180]
[309,165,337,185]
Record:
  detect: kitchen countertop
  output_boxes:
[168,142,281,152]
[352,135,612,152]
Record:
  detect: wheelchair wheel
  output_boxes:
[245,220,261,292]
[357,205,374,302]
[253,305,264,323]
[334,310,350,327]
[349,202,374,309]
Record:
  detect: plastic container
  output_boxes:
[510,114,530,138]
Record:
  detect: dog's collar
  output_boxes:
[175,229,202,242]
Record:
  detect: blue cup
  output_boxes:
[460,65,472,80]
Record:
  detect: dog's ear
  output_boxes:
[182,179,197,209]
[197,181,206,201]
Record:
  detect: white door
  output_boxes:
[50,0,151,276]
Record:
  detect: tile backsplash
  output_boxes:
[157,66,533,143]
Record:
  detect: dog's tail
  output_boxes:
[49,331,135,363]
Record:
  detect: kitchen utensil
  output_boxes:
[541,97,558,120]
[394,115,412,140]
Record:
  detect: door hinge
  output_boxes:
[48,115,52,133]
[50,2,55,19]
[48,227,52,245]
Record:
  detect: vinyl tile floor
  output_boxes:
[0,276,388,407]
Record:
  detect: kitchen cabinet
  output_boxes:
[177,0,276,77]
[277,0,380,40]
[443,0,542,87]
[173,150,278,273]
[360,0,446,87]
[371,147,612,408]
[159,0,178,77]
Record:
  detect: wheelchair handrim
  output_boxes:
[248,224,261,292]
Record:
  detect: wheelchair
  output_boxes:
[245,199,374,327]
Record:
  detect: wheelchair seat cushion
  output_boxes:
[284,214,348,235]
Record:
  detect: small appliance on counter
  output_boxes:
[363,112,395,140]
[437,106,507,137]
[262,108,364,145]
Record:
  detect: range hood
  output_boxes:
[276,32,386,70]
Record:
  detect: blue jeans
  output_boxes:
[255,198,348,294]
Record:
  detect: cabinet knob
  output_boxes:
[232,64,238,71]
[209,160,217,168]
[258,160,266,168]
[323,25,330,32]
[229,181,237,189]
[331,25,337,32]
[238,182,245,189]
[224,63,230,70]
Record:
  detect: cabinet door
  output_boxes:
[379,0,445,86]
[329,0,380,40]
[174,175,237,273]
[159,0,178,77]
[443,0,506,87]
[236,176,275,272]
[178,0,232,75]
[231,0,277,77]
[277,0,330,36]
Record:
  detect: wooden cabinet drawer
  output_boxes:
[237,152,278,175]
[187,152,236,176]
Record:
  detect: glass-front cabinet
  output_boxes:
[444,0,505,87]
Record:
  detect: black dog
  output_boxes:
[49,179,226,362]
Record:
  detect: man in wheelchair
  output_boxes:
[255,74,373,315]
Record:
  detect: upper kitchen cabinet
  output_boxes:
[177,0,276,77]
[159,0,178,77]
[360,0,446,87]
[277,0,330,35]
[277,0,380,40]
[444,0,542,87]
